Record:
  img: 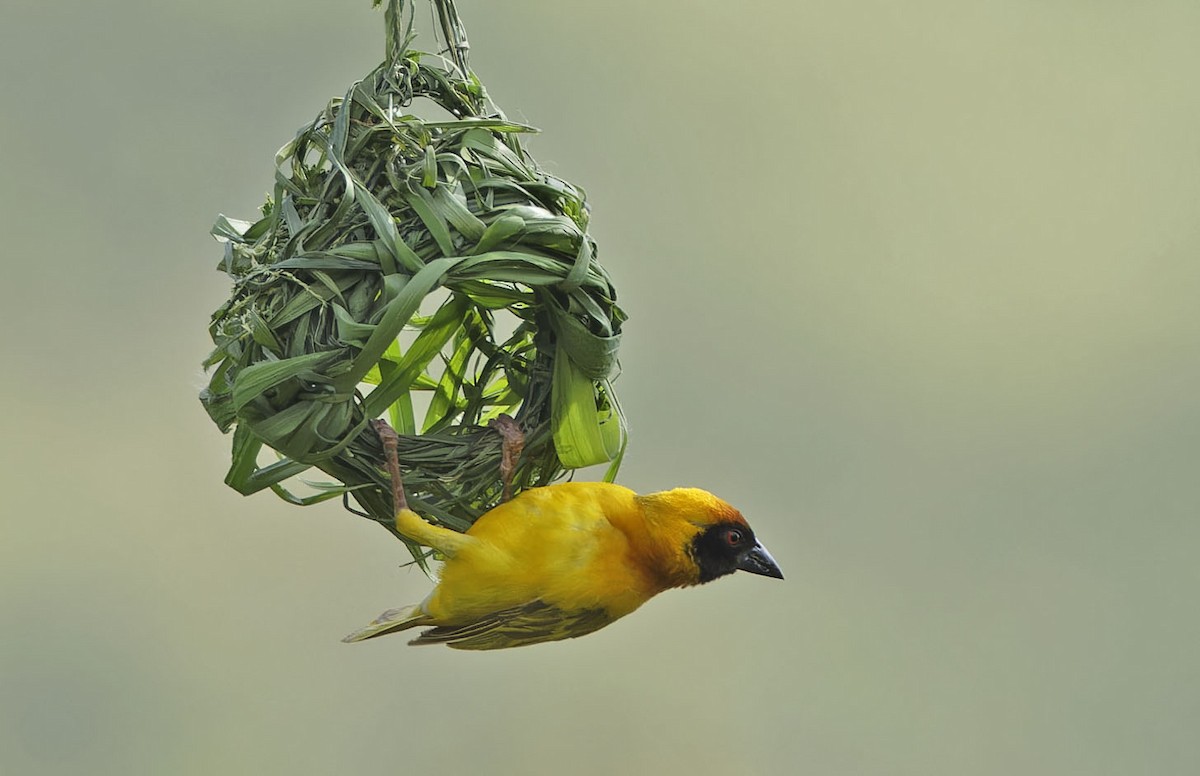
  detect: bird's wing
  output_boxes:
[409,600,613,650]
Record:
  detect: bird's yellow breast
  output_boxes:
[422,483,665,625]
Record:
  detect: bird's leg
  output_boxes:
[371,418,409,513]
[487,413,525,501]
[371,418,473,558]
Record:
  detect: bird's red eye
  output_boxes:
[726,529,743,546]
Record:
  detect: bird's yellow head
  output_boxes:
[637,488,784,586]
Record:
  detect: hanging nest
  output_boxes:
[200,0,626,556]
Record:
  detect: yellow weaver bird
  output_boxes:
[343,419,783,650]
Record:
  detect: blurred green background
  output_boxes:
[2,1,1198,773]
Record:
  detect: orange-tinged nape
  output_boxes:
[637,487,749,528]
[631,487,750,588]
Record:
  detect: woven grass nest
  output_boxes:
[200,0,626,556]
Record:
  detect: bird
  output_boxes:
[342,419,783,650]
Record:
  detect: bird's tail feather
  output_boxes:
[341,604,430,643]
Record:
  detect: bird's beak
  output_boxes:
[737,541,784,580]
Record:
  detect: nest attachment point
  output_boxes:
[200,0,626,553]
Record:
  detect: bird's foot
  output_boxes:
[487,413,525,501]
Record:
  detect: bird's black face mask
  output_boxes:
[691,523,784,583]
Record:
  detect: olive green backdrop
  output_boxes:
[2,1,1197,774]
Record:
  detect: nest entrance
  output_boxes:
[200,0,626,549]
